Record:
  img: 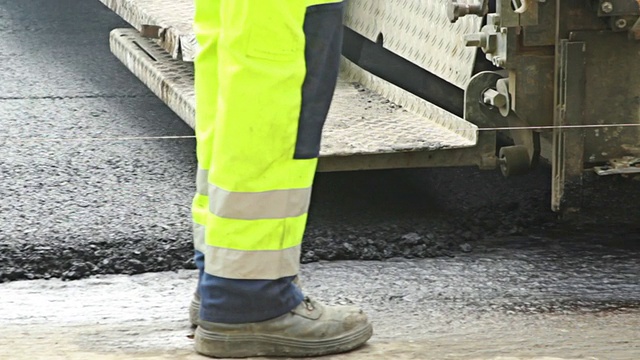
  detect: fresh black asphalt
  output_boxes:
[1,0,639,283]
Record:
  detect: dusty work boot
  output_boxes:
[194,297,373,358]
[189,276,304,327]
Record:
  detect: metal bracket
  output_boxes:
[465,71,508,128]
[463,14,510,67]
[630,16,640,39]
[594,157,640,175]
[551,40,587,214]
[476,74,540,176]
[464,71,513,170]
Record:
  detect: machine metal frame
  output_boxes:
[100,0,640,214]
[449,0,640,213]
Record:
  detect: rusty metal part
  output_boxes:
[569,31,640,164]
[509,55,555,127]
[522,2,557,46]
[462,71,508,170]
[506,114,542,167]
[596,0,640,16]
[139,25,161,39]
[594,157,640,175]
[499,145,531,176]
[513,0,535,14]
[461,1,640,213]
[630,16,640,39]
[551,40,587,215]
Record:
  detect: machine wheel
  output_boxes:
[499,145,530,177]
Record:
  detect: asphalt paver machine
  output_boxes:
[101,0,640,215]
[445,0,640,214]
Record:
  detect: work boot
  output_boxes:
[189,276,304,327]
[194,297,373,358]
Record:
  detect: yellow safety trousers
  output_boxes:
[192,0,343,280]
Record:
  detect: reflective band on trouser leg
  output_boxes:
[192,168,209,253]
[196,168,209,197]
[209,185,312,220]
[207,0,310,278]
[192,197,207,298]
[204,245,301,280]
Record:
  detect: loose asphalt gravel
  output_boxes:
[1,0,639,283]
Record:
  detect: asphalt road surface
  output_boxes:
[2,239,639,359]
[1,0,640,282]
[0,1,639,358]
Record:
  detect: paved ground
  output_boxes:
[1,1,639,359]
[2,235,639,359]
[0,0,197,280]
[2,0,640,283]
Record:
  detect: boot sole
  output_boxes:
[194,323,373,358]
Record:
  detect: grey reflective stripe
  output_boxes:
[196,168,209,196]
[203,245,301,280]
[193,222,206,252]
[208,185,312,220]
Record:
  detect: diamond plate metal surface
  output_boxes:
[100,0,482,146]
[99,0,197,60]
[343,0,482,89]
[110,29,195,127]
[110,29,476,161]
[339,59,477,144]
[99,0,480,86]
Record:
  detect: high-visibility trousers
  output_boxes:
[192,0,345,323]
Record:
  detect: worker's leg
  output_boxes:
[190,0,221,325]
[194,0,372,357]
[199,0,311,324]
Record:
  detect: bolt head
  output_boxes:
[463,33,486,48]
[615,18,627,29]
[492,57,505,67]
[447,1,460,23]
[601,1,613,14]
[491,94,507,108]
